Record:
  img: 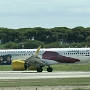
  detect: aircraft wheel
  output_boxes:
[37,67,43,72]
[47,67,53,72]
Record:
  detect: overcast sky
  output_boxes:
[0,0,90,29]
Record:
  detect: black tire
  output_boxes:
[47,67,53,72]
[37,67,43,72]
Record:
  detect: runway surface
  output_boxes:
[0,71,90,79]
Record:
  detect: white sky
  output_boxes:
[0,0,90,29]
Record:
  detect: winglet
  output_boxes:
[35,46,41,55]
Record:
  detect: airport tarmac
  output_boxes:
[0,71,90,79]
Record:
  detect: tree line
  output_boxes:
[0,26,90,49]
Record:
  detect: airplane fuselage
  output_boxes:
[0,48,90,65]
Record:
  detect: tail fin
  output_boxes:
[35,46,41,55]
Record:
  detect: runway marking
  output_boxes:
[0,71,90,79]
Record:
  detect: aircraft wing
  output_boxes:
[26,55,46,67]
[25,46,46,67]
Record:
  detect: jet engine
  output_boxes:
[11,60,27,71]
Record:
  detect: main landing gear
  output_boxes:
[47,67,53,72]
[37,66,43,72]
[36,66,53,72]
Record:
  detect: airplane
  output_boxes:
[0,46,90,72]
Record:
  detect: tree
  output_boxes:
[86,36,90,42]
[24,40,45,49]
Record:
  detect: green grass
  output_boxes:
[0,78,90,87]
[50,63,90,71]
[0,62,90,71]
[0,65,12,71]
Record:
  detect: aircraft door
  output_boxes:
[87,52,90,62]
[86,50,90,62]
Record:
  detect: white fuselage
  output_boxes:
[0,48,90,65]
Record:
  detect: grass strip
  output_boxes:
[0,78,90,87]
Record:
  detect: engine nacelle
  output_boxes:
[28,66,37,70]
[11,60,27,71]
